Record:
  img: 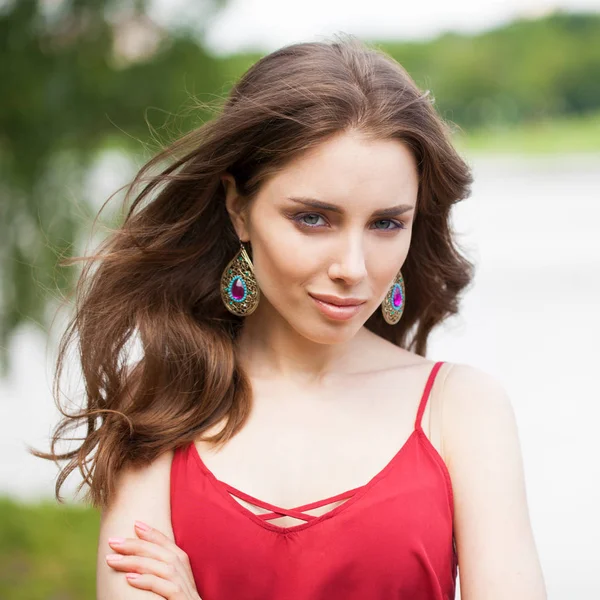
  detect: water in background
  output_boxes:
[1,152,599,598]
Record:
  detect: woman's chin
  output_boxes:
[294,318,364,345]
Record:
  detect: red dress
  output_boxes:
[171,361,457,599]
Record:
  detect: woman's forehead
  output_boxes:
[261,136,418,207]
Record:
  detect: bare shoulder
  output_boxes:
[96,449,175,599]
[438,361,518,471]
[442,361,509,401]
[438,363,547,599]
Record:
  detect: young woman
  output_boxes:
[36,36,546,599]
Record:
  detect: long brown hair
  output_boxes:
[31,34,474,511]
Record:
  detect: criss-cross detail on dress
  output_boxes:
[220,481,365,523]
[186,361,447,532]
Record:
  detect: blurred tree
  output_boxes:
[379,11,600,127]
[0,0,228,374]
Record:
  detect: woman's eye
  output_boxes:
[374,219,405,231]
[292,213,405,231]
[295,213,327,228]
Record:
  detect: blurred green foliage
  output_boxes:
[0,496,100,599]
[454,107,600,153]
[0,0,227,376]
[379,12,600,126]
[1,2,599,374]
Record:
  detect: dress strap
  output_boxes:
[414,361,445,431]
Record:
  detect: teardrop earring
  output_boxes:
[381,270,405,325]
[220,241,261,316]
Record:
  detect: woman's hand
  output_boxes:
[105,520,201,599]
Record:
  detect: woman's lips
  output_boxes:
[309,294,366,321]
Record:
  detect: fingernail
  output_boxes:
[108,537,125,546]
[134,520,150,531]
[106,554,122,562]
[126,573,140,580]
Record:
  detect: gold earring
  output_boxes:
[220,241,260,316]
[381,270,405,325]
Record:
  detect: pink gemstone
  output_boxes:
[231,278,245,300]
[392,285,403,309]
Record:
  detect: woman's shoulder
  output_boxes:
[98,448,175,548]
[435,363,546,598]
[439,361,512,415]
[436,361,519,472]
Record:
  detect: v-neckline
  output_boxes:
[188,428,422,535]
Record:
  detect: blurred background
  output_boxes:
[1,0,599,598]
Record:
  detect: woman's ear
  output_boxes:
[221,173,250,241]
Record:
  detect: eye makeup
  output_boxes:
[286,196,415,218]
[290,212,407,232]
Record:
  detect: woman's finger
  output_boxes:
[124,572,189,599]
[107,521,199,598]
[133,521,191,565]
[108,536,173,562]
[106,553,176,580]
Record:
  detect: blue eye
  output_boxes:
[373,219,405,231]
[297,213,326,227]
[292,213,406,231]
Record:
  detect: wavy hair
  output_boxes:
[31,34,474,511]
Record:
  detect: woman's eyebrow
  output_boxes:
[286,196,415,217]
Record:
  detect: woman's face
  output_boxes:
[223,129,419,344]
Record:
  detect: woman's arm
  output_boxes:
[97,449,174,599]
[442,364,547,600]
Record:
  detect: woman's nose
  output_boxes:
[328,235,368,284]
